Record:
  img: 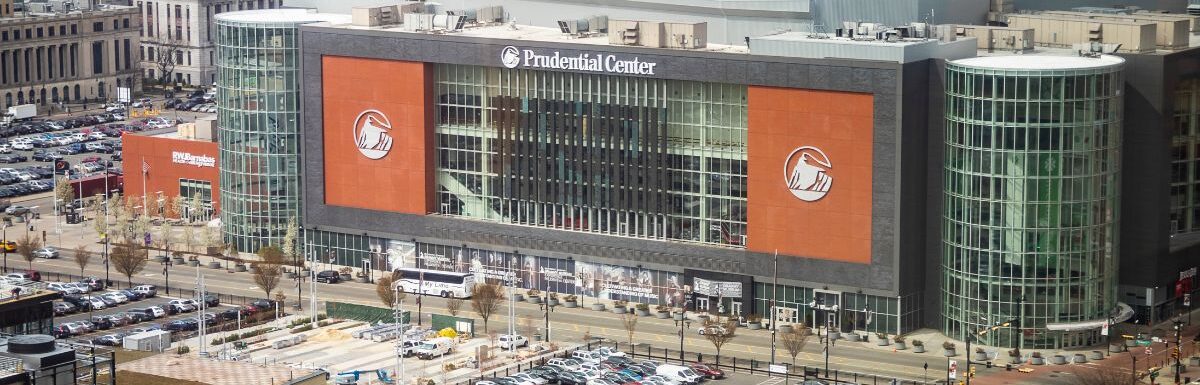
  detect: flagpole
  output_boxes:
[141,157,148,217]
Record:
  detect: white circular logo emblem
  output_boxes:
[500,46,521,69]
[784,146,833,202]
[353,109,393,160]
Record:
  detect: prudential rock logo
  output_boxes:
[353,109,393,160]
[784,146,833,202]
[501,46,521,69]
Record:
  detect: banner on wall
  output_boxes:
[574,261,678,304]
[386,240,416,271]
[694,277,743,298]
[469,250,521,285]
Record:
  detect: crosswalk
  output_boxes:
[755,376,785,385]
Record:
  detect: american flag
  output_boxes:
[142,160,150,173]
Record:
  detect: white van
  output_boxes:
[654,364,702,385]
[415,337,454,359]
[395,340,421,357]
[571,350,603,363]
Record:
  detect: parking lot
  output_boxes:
[47,279,276,347]
[0,91,215,201]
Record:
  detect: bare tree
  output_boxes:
[110,242,148,286]
[146,38,187,86]
[170,195,187,221]
[181,224,195,254]
[16,234,40,270]
[154,222,173,259]
[620,311,639,347]
[281,216,299,270]
[446,298,463,317]
[470,283,506,332]
[518,314,537,338]
[53,176,74,215]
[72,245,91,276]
[702,316,738,365]
[780,324,810,374]
[252,246,285,299]
[188,194,204,222]
[376,271,406,308]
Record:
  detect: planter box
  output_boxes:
[894,341,907,350]
[1088,351,1104,360]
[1031,357,1045,365]
[876,338,889,346]
[943,348,956,357]
[673,313,685,321]
[153,255,167,263]
[748,323,761,330]
[1191,357,1200,367]
[284,272,296,279]
[974,352,988,361]
[655,312,670,319]
[546,299,559,307]
[778,325,793,334]
[612,306,627,314]
[172,257,186,265]
[845,333,860,342]
[235,265,247,272]
[512,294,524,302]
[564,301,578,308]
[591,303,606,311]
[635,309,651,316]
[208,262,222,269]
[354,277,369,283]
[1051,355,1068,365]
[1110,344,1126,353]
[913,345,925,353]
[527,296,542,304]
[827,331,841,340]
[188,260,200,267]
[339,274,351,281]
[1125,340,1137,347]
[1072,354,1087,364]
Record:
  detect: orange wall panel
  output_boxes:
[120,134,221,214]
[322,56,434,214]
[747,86,874,264]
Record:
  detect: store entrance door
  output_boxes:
[696,296,710,313]
[729,300,742,317]
[812,289,842,332]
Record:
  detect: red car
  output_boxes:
[690,363,724,379]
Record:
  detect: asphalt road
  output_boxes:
[23,250,972,383]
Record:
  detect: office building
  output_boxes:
[121,117,220,220]
[0,3,141,113]
[135,0,283,87]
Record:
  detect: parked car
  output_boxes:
[315,270,340,283]
[688,363,724,380]
[79,277,105,291]
[101,292,129,304]
[250,299,276,310]
[47,282,81,294]
[119,289,144,301]
[52,301,76,315]
[498,334,529,350]
[167,300,195,313]
[131,285,157,298]
[89,316,114,330]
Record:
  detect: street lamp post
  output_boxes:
[674,318,691,362]
[540,300,556,342]
[161,257,172,295]
[1174,319,1184,384]
[2,223,8,272]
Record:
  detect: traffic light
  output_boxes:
[1173,347,1181,360]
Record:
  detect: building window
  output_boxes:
[123,18,130,29]
[93,22,103,32]
[2,31,7,41]
[59,26,65,36]
[179,179,214,219]
[48,26,54,37]
[71,24,77,35]
[112,20,118,31]
[91,41,104,75]
[36,27,42,38]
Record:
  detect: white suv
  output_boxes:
[498,334,528,350]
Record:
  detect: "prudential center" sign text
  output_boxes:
[500,46,658,75]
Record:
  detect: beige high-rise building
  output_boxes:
[0,4,142,113]
[136,0,282,87]
[0,0,13,18]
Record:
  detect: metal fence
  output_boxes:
[5,267,263,306]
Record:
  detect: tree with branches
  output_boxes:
[281,216,299,270]
[620,310,639,347]
[110,242,147,286]
[53,176,74,215]
[702,316,738,365]
[188,194,204,222]
[780,324,810,378]
[146,38,187,86]
[155,222,173,259]
[252,246,285,299]
[446,298,463,317]
[16,234,40,270]
[471,283,506,332]
[170,195,187,221]
[376,270,407,308]
[73,245,91,276]
[181,224,195,254]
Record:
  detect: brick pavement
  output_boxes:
[117,352,319,385]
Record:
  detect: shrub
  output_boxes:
[942,342,956,350]
[564,295,578,302]
[318,320,330,327]
[210,338,224,346]
[975,347,985,354]
[655,304,670,312]
[338,267,353,275]
[911,339,923,347]
[613,300,628,307]
[547,292,559,300]
[1032,352,1042,358]
[1008,349,1018,357]
[438,328,458,338]
[291,325,313,333]
[893,335,906,343]
[635,303,650,311]
[876,332,888,339]
[176,345,190,355]
[527,289,541,297]
[746,313,762,322]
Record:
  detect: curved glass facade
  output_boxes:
[942,57,1123,349]
[215,12,316,252]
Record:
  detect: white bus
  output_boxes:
[394,268,475,299]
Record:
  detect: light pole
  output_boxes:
[539,300,556,342]
[674,318,691,362]
[393,286,405,384]
[2,223,8,272]
[161,257,172,296]
[1174,319,1184,384]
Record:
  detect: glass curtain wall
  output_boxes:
[215,16,302,253]
[434,64,748,247]
[942,60,1123,349]
[1171,79,1200,234]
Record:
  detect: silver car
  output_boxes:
[33,247,59,259]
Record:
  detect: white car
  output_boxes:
[102,292,129,304]
[579,369,605,380]
[85,297,107,310]
[696,325,728,335]
[33,247,59,259]
[56,137,73,146]
[511,373,548,385]
[12,172,34,182]
[579,362,604,372]
[67,282,92,293]
[571,350,603,363]
[70,133,88,142]
[88,132,107,141]
[594,346,626,358]
[3,272,33,283]
[498,334,528,350]
[0,145,11,154]
[547,358,581,370]
[10,142,31,150]
[46,282,81,294]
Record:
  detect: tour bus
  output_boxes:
[394,268,475,299]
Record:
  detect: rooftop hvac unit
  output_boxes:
[557,18,590,34]
[476,5,503,23]
[433,14,467,30]
[589,15,608,33]
[403,13,435,31]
